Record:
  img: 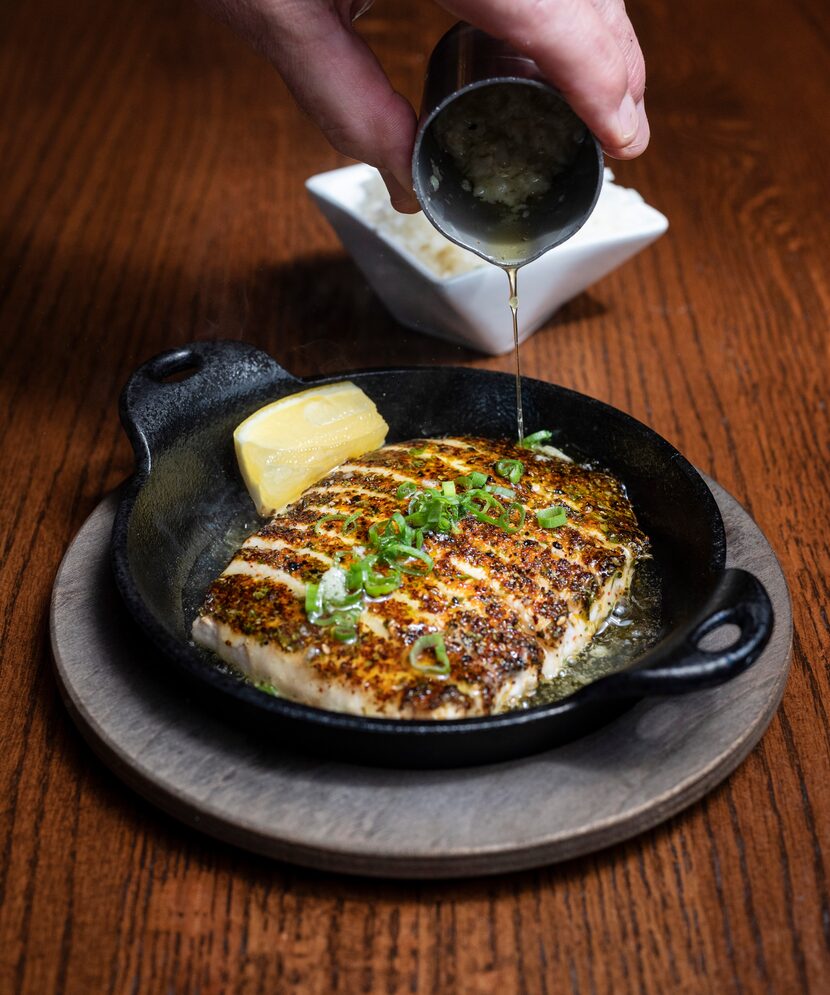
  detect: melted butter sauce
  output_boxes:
[523,559,663,708]
[183,507,264,661]
[505,264,524,441]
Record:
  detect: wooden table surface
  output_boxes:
[2,0,829,992]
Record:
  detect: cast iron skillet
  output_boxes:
[111,339,773,768]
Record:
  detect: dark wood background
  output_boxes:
[2,0,828,991]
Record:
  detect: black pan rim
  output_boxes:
[111,357,726,736]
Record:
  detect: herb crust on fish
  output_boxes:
[192,436,649,719]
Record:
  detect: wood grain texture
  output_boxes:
[1,0,828,992]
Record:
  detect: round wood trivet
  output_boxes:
[50,480,791,878]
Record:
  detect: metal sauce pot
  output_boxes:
[412,22,604,267]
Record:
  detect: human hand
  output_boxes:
[200,0,648,212]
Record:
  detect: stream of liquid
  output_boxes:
[505,265,524,441]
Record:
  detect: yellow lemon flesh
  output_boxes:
[234,381,389,516]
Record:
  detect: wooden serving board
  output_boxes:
[49,479,791,878]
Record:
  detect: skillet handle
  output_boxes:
[586,568,773,699]
[119,340,301,472]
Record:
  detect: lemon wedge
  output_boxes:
[234,381,389,516]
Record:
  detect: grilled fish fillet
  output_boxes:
[192,436,649,719]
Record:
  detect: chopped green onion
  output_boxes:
[467,487,506,527]
[314,513,346,534]
[396,481,418,500]
[537,505,568,529]
[406,490,459,534]
[388,511,410,536]
[389,511,412,536]
[499,502,527,534]
[408,446,427,457]
[346,558,368,591]
[310,591,363,623]
[519,430,553,449]
[364,567,403,597]
[381,542,434,576]
[454,472,487,492]
[332,623,357,642]
[318,605,362,641]
[345,552,403,597]
[342,511,361,532]
[306,568,366,633]
[466,490,505,515]
[409,632,451,675]
[471,509,504,527]
[310,604,361,626]
[368,513,412,548]
[254,681,281,696]
[305,582,322,616]
[314,511,361,535]
[488,484,515,500]
[330,591,363,610]
[494,458,524,484]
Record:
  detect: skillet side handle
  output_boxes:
[590,568,774,699]
[119,340,301,473]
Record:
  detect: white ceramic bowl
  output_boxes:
[306,164,668,356]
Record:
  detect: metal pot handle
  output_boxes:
[119,340,301,472]
[584,568,774,700]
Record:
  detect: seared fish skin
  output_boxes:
[192,437,649,719]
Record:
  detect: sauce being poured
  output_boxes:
[505,265,524,441]
[427,82,589,442]
[523,559,663,707]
